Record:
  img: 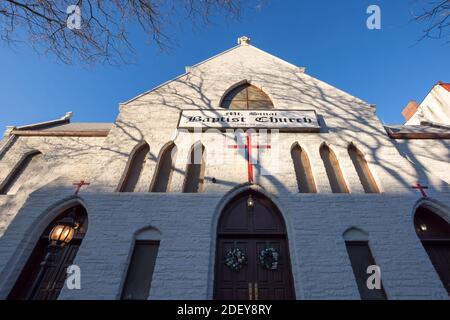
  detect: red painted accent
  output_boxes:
[412,183,429,197]
[439,83,450,92]
[227,132,271,184]
[247,135,253,183]
[73,180,90,195]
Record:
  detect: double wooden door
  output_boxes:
[214,191,295,300]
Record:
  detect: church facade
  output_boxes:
[0,37,449,300]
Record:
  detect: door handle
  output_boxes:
[248,282,253,300]
[254,282,259,300]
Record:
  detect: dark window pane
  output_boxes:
[345,241,386,300]
[414,207,450,295]
[121,241,160,300]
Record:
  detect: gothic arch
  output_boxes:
[413,201,450,295]
[0,150,43,195]
[412,198,450,224]
[7,199,88,300]
[118,141,150,192]
[213,187,296,300]
[343,227,369,241]
[348,143,380,193]
[150,142,177,192]
[220,81,274,109]
[134,226,162,240]
[290,143,316,193]
[183,142,206,193]
[319,143,349,193]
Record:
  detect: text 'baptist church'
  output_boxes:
[178,110,320,131]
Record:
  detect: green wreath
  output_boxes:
[259,248,279,270]
[225,247,247,272]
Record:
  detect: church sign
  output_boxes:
[178,109,320,132]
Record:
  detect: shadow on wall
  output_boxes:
[3,65,446,196]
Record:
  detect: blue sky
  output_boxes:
[0,0,449,132]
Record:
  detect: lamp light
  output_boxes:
[48,213,78,246]
[247,195,254,209]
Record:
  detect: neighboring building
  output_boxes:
[402,82,450,126]
[0,37,448,300]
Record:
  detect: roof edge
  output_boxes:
[120,42,306,106]
[120,44,243,106]
[15,112,73,131]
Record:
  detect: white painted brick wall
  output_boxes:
[0,44,449,300]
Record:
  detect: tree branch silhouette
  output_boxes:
[0,0,244,65]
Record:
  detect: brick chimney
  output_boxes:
[402,100,420,122]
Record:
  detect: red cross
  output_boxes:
[228,132,271,184]
[412,183,428,197]
[73,180,90,195]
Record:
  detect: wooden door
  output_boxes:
[214,191,295,300]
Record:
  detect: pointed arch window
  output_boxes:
[151,143,177,192]
[414,205,450,295]
[348,144,379,193]
[119,143,150,192]
[0,151,43,195]
[7,205,88,300]
[183,143,205,193]
[291,143,316,193]
[221,83,274,109]
[320,144,349,193]
[343,228,387,300]
[121,227,161,300]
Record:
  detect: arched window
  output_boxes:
[121,227,161,300]
[320,144,349,193]
[8,204,88,300]
[221,83,274,109]
[119,143,150,192]
[343,227,387,300]
[0,151,43,195]
[151,143,177,192]
[348,144,379,193]
[414,205,450,295]
[183,143,205,193]
[291,143,316,193]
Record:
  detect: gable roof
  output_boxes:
[121,41,305,106]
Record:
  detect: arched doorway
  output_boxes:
[414,204,450,295]
[7,204,88,300]
[214,190,295,300]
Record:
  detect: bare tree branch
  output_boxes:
[412,0,450,44]
[0,0,246,65]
